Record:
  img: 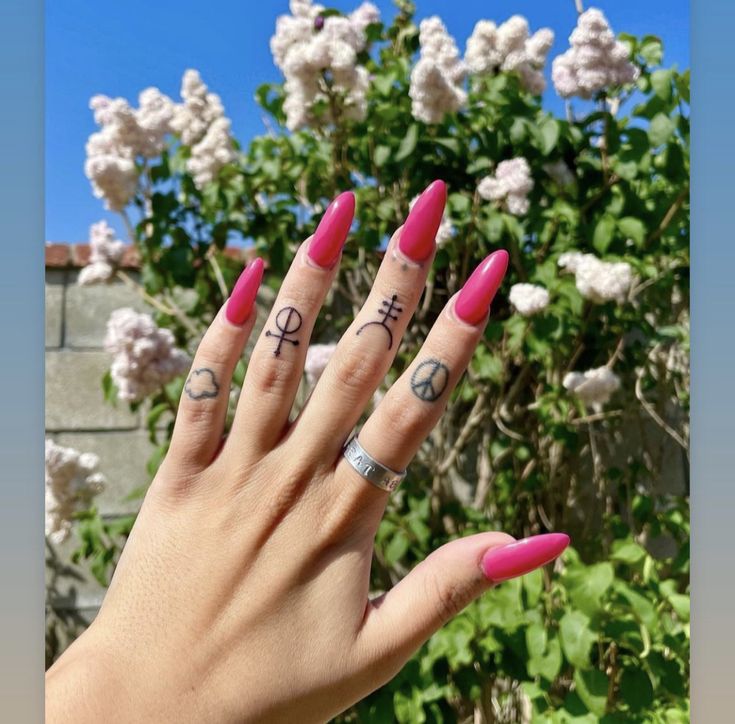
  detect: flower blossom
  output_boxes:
[409,17,468,124]
[104,308,190,402]
[304,343,337,386]
[552,8,639,99]
[509,283,550,316]
[45,439,105,544]
[270,0,378,130]
[187,117,237,189]
[77,221,126,286]
[85,88,176,211]
[465,16,554,95]
[563,366,620,406]
[478,157,534,215]
[171,69,227,146]
[558,251,633,304]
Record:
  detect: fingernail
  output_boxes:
[398,179,447,262]
[454,250,509,325]
[307,191,355,268]
[481,533,570,583]
[225,257,264,326]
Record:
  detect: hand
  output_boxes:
[46,181,569,724]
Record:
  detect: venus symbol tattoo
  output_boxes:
[356,294,403,350]
[184,367,220,400]
[265,306,303,356]
[410,359,449,402]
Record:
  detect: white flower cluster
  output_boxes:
[270,0,378,130]
[552,8,639,99]
[409,194,454,245]
[170,70,236,188]
[558,252,633,304]
[304,343,337,386]
[85,88,176,211]
[77,220,126,286]
[465,16,554,95]
[45,439,105,544]
[478,157,534,215]
[509,283,550,316]
[409,17,468,124]
[104,308,190,402]
[86,70,235,207]
[563,366,621,406]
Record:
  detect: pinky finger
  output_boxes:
[165,258,264,475]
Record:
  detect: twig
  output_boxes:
[207,249,229,300]
[635,366,689,452]
[115,270,176,317]
[571,409,623,425]
[646,187,689,244]
[438,392,488,474]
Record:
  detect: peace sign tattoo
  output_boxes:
[410,358,450,403]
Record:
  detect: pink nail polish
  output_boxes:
[481,533,570,583]
[307,191,355,268]
[225,257,264,326]
[454,250,509,325]
[398,180,447,262]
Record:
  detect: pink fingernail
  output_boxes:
[398,180,447,262]
[481,533,570,583]
[454,250,509,325]
[225,257,264,326]
[307,191,355,268]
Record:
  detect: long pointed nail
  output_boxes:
[481,533,570,583]
[398,180,447,262]
[454,250,509,325]
[225,257,264,326]
[307,191,355,268]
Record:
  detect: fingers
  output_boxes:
[290,180,448,464]
[335,250,509,501]
[356,533,570,679]
[227,192,355,456]
[166,258,264,473]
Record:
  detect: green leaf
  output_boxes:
[384,532,409,566]
[651,68,674,102]
[573,668,608,717]
[668,593,690,621]
[611,539,647,564]
[617,217,647,248]
[527,631,562,682]
[539,118,560,155]
[559,611,596,668]
[523,567,543,607]
[565,562,614,616]
[639,35,664,66]
[592,214,616,254]
[620,668,654,712]
[649,113,676,146]
[395,124,419,162]
[374,145,390,167]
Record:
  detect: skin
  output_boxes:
[45,229,519,723]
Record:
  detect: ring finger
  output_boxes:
[336,250,509,505]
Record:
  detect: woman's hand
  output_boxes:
[46,181,568,724]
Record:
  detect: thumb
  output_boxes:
[357,532,569,678]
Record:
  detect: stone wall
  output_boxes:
[45,243,260,645]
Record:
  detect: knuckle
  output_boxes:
[246,349,296,396]
[331,346,382,395]
[379,393,427,441]
[424,568,469,626]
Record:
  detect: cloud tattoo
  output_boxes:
[184,367,220,400]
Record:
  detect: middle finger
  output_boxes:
[290,180,447,464]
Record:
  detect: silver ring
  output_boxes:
[342,436,406,493]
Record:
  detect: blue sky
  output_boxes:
[45,0,689,242]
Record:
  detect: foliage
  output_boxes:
[64,2,689,720]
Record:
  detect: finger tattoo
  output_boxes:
[265,306,303,356]
[410,359,450,402]
[184,367,220,400]
[356,294,403,350]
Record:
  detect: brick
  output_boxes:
[45,244,69,267]
[45,350,139,431]
[45,270,65,348]
[64,272,147,348]
[54,431,155,516]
